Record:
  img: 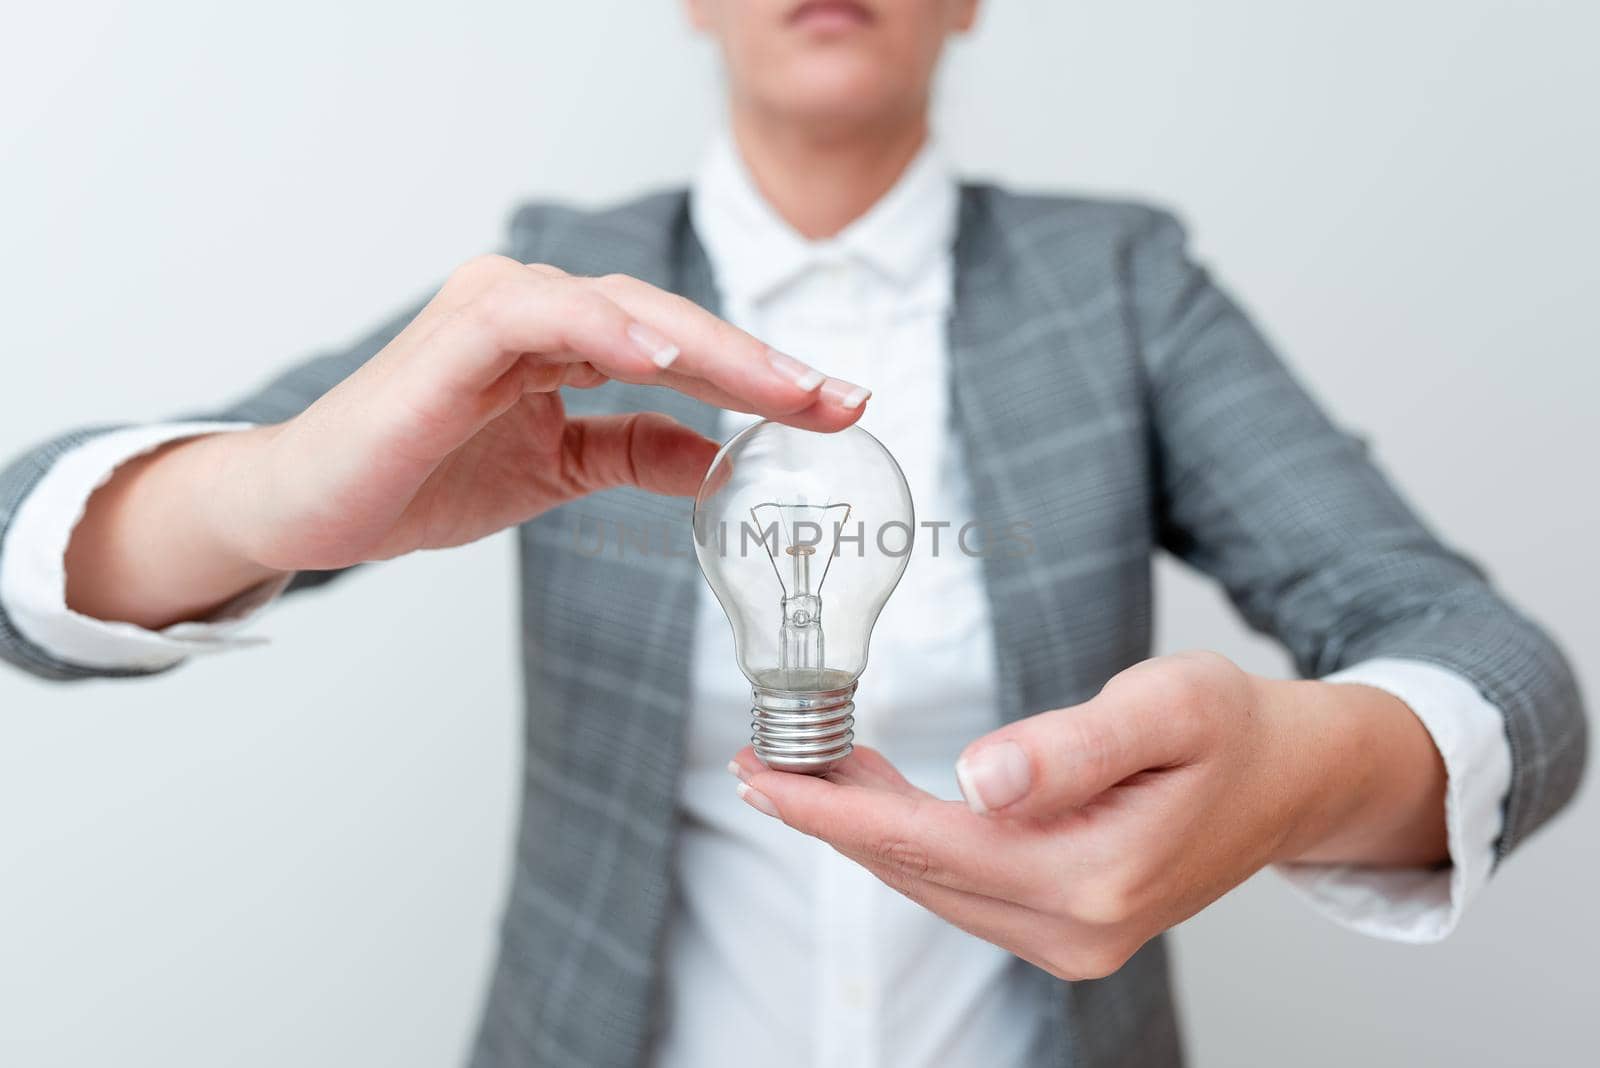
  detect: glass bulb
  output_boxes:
[692,420,915,773]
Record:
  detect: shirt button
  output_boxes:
[842,979,866,1010]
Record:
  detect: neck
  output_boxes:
[729,104,930,240]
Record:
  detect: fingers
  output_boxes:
[735,748,1050,903]
[379,261,665,456]
[521,262,864,422]
[728,747,767,782]
[562,413,719,498]
[406,257,871,437]
[586,272,869,429]
[849,857,1092,978]
[734,752,1081,972]
[445,272,661,387]
[954,683,1204,820]
[651,368,858,431]
[730,744,919,795]
[529,362,857,431]
[728,745,1152,982]
[821,746,922,793]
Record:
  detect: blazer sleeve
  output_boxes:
[1130,208,1586,859]
[0,298,424,682]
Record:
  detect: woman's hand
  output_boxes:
[216,257,865,568]
[66,256,866,627]
[729,651,1448,980]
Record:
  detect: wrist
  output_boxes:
[63,428,285,629]
[188,424,290,577]
[1255,673,1449,867]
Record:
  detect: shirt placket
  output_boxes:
[814,844,881,1068]
[776,257,880,1068]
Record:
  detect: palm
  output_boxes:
[259,380,712,572]
[377,391,574,557]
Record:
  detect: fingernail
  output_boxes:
[820,377,871,410]
[767,349,825,391]
[736,781,779,818]
[726,759,749,783]
[627,322,680,369]
[955,740,1031,814]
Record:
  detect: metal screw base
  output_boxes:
[751,677,858,774]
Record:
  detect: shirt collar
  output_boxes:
[690,130,958,305]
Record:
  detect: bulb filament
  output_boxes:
[752,501,850,692]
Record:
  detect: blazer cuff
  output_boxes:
[0,422,288,672]
[1273,657,1512,943]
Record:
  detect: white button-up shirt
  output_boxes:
[0,133,1514,1068]
[659,136,1047,1067]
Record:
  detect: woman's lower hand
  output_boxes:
[729,650,1447,980]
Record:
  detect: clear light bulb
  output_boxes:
[692,420,914,774]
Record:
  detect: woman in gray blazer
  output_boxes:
[0,2,1583,1066]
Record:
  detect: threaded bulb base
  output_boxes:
[750,676,857,774]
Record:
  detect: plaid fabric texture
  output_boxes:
[0,186,1583,1068]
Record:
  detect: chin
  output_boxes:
[764,55,913,128]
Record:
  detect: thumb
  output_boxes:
[954,694,1189,819]
[564,412,718,497]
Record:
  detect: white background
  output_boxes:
[2,2,1596,1064]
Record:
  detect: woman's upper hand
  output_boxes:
[219,256,869,572]
[63,256,868,629]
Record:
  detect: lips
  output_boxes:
[788,0,875,31]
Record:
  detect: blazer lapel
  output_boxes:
[947,181,1132,1068]
[949,185,1069,724]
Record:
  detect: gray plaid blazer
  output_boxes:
[0,186,1585,1067]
